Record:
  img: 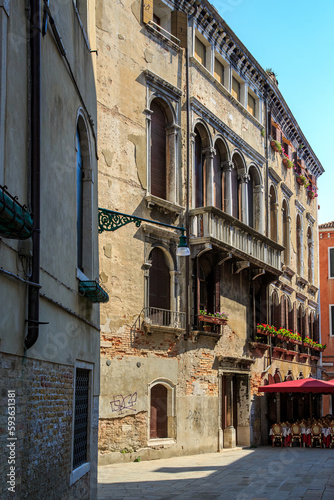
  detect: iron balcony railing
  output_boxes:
[190,207,284,273]
[144,307,186,330]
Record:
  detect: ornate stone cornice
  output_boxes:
[268,167,282,185]
[281,183,293,199]
[306,212,316,225]
[295,199,305,214]
[144,69,182,100]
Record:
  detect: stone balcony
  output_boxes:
[189,206,284,275]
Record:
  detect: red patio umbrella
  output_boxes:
[258,378,334,393]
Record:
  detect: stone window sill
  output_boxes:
[148,438,176,447]
[70,462,90,486]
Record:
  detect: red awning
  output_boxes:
[258,378,334,394]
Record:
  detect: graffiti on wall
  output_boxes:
[110,392,137,415]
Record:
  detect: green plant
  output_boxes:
[134,456,141,462]
[271,140,283,153]
[295,173,309,188]
[261,128,265,137]
[199,309,228,320]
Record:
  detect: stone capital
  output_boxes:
[202,147,216,159]
[222,160,233,171]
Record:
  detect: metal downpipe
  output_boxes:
[25,0,41,350]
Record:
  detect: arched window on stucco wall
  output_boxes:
[282,198,290,265]
[270,185,278,242]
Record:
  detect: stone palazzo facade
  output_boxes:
[97,0,324,463]
[0,1,101,498]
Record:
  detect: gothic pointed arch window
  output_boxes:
[247,165,262,230]
[151,100,167,200]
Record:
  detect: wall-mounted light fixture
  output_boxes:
[98,208,190,257]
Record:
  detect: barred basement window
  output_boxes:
[73,368,89,470]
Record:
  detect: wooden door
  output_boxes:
[150,384,168,439]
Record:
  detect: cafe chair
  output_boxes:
[290,423,302,447]
[310,422,322,448]
[329,423,334,448]
[271,423,283,447]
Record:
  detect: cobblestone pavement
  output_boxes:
[98,446,334,500]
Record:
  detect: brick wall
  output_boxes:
[99,412,147,455]
[0,353,90,500]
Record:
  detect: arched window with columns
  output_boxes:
[231,152,245,221]
[270,185,278,242]
[212,145,222,210]
[151,100,167,199]
[307,226,314,283]
[214,138,229,212]
[148,97,178,203]
[282,198,290,265]
[296,214,303,276]
[270,290,280,327]
[247,165,263,231]
[193,123,212,208]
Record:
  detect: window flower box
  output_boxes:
[249,342,270,354]
[299,353,310,359]
[270,140,282,153]
[282,157,294,169]
[288,338,302,345]
[198,314,227,325]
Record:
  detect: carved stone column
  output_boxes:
[144,108,153,194]
[166,125,180,205]
[222,160,233,215]
[254,184,264,233]
[240,173,250,226]
[203,147,215,207]
[190,132,196,208]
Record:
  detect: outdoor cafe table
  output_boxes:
[269,426,332,447]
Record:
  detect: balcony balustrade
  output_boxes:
[189,207,284,274]
[143,307,186,334]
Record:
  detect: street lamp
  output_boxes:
[98,208,190,257]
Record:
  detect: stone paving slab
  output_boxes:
[98,446,334,499]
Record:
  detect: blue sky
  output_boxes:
[210,0,333,225]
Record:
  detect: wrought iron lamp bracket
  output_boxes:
[98,208,185,235]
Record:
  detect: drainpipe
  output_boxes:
[184,2,199,340]
[25,0,41,349]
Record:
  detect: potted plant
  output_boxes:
[198,309,228,325]
[307,186,318,199]
[256,323,277,337]
[282,153,294,169]
[270,140,282,153]
[295,172,309,188]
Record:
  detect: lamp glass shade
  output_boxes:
[177,234,190,256]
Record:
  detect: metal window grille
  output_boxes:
[73,368,89,470]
